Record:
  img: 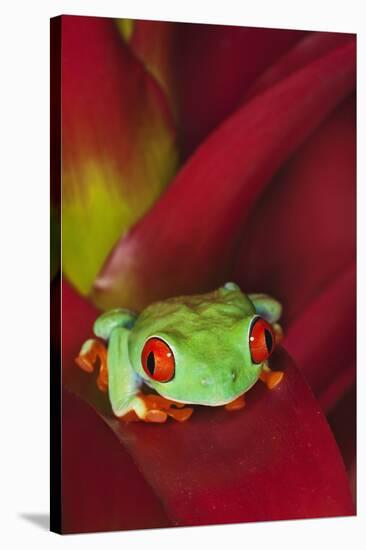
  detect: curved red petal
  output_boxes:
[61,281,354,529]
[173,24,306,156]
[327,384,356,502]
[284,264,356,412]
[62,389,171,533]
[232,95,355,327]
[105,350,354,526]
[247,31,354,99]
[62,279,100,376]
[91,41,356,312]
[61,15,178,295]
[120,19,177,115]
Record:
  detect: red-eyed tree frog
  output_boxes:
[76,282,284,423]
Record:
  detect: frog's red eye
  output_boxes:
[249,317,275,364]
[141,338,175,382]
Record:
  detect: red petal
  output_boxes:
[91,40,356,312]
[284,264,356,412]
[247,31,354,99]
[232,95,355,326]
[105,350,354,525]
[61,280,171,532]
[120,19,177,115]
[327,385,356,502]
[173,24,306,156]
[61,15,178,295]
[62,280,354,530]
[62,389,171,533]
[62,279,100,378]
[231,95,355,408]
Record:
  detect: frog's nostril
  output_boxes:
[231,371,237,381]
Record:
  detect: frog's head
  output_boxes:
[128,283,276,405]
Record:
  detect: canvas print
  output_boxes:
[50,15,356,534]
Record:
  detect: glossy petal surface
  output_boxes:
[246,31,354,98]
[58,21,356,533]
[91,41,356,312]
[327,385,356,502]
[61,15,178,295]
[62,389,171,533]
[106,350,354,526]
[117,18,176,114]
[173,24,306,156]
[233,95,356,326]
[232,95,355,408]
[62,280,354,530]
[284,264,356,412]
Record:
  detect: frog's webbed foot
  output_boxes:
[75,339,108,392]
[225,394,246,411]
[260,361,284,390]
[124,393,194,423]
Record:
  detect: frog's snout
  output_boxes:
[199,372,236,386]
[197,367,242,405]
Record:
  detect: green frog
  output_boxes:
[76,283,284,422]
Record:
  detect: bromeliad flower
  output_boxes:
[61,16,178,295]
[54,15,356,533]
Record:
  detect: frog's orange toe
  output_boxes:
[260,368,284,389]
[144,410,168,423]
[267,371,284,389]
[75,354,94,373]
[120,410,140,423]
[167,407,194,422]
[96,374,108,393]
[139,393,193,422]
[225,394,246,411]
[75,340,109,393]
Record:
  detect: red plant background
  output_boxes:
[52,16,356,533]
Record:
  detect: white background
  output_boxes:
[0,0,364,548]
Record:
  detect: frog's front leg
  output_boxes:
[76,309,192,423]
[76,326,166,422]
[75,330,163,422]
[75,308,137,392]
[108,327,193,423]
